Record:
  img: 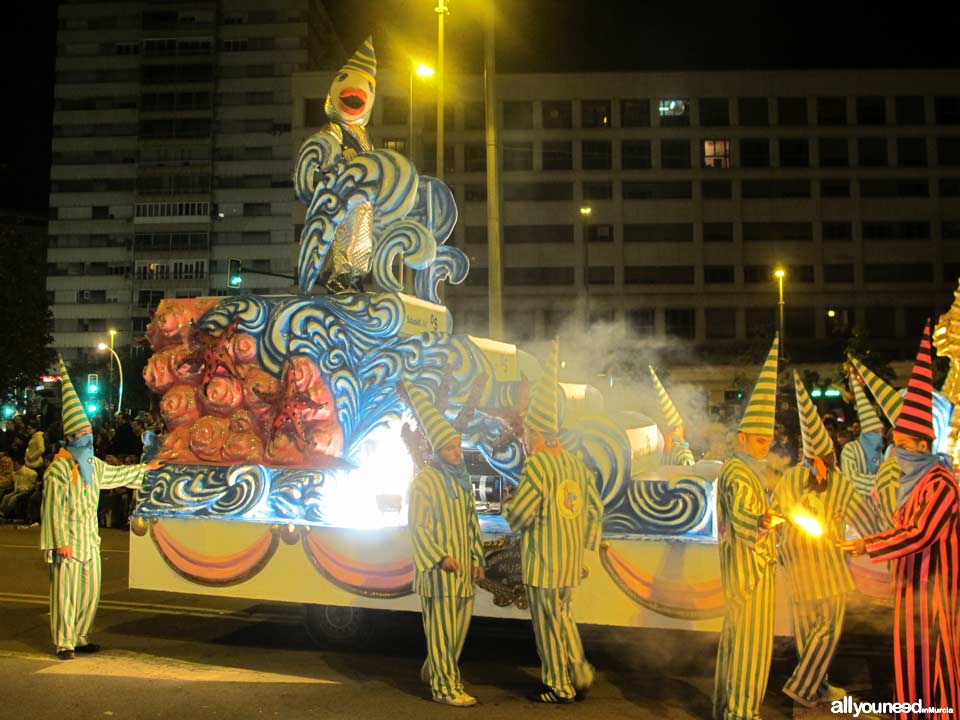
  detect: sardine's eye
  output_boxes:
[337,72,347,82]
[87,458,94,464]
[368,82,374,92]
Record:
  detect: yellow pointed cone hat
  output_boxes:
[649,366,683,431]
[59,358,92,436]
[739,335,779,437]
[848,356,902,425]
[524,338,560,435]
[403,381,458,452]
[793,370,834,459]
[849,370,884,435]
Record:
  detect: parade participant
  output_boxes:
[503,338,604,704]
[318,37,376,161]
[774,371,881,708]
[841,321,960,720]
[405,382,485,708]
[649,366,695,466]
[40,361,160,660]
[713,335,782,720]
[840,371,886,497]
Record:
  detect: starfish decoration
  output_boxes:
[181,319,241,387]
[256,362,330,442]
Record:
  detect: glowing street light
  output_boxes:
[773,267,786,344]
[579,206,592,216]
[97,342,124,414]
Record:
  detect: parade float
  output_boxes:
[127,39,955,642]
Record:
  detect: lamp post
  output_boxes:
[580,206,592,327]
[408,63,434,164]
[483,0,503,339]
[97,342,123,414]
[774,267,786,344]
[107,328,117,384]
[435,0,448,180]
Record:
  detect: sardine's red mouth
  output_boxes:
[338,87,367,115]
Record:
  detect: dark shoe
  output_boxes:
[529,687,574,704]
[75,643,101,654]
[56,649,75,660]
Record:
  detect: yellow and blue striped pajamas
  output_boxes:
[408,465,484,702]
[40,453,145,651]
[713,456,777,720]
[503,447,603,700]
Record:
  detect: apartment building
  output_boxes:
[47,0,340,361]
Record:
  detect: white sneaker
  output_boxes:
[432,693,477,707]
[419,661,430,686]
[823,685,846,701]
[572,661,595,692]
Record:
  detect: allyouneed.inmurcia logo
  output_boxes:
[831,696,954,717]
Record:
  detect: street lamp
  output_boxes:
[97,342,123,414]
[408,63,435,164]
[435,0,449,180]
[108,328,118,385]
[773,267,786,343]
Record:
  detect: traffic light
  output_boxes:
[87,373,99,394]
[227,258,243,288]
[1,404,14,419]
[86,402,99,415]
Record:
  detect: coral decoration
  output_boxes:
[145,298,344,469]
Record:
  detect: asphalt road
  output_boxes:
[0,525,895,720]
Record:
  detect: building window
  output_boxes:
[380,96,407,125]
[935,96,960,125]
[742,180,810,199]
[542,100,572,129]
[862,221,930,242]
[464,184,486,202]
[943,221,960,240]
[825,307,853,337]
[866,306,897,338]
[819,138,849,167]
[938,137,960,166]
[626,308,655,335]
[542,141,572,171]
[702,139,731,168]
[777,97,808,126]
[858,137,888,167]
[856,96,886,125]
[706,308,737,339]
[786,307,816,338]
[582,100,611,128]
[503,142,533,171]
[664,308,696,339]
[464,226,485,244]
[622,181,692,200]
[623,223,693,242]
[820,179,851,198]
[704,265,735,284]
[420,143,455,174]
[586,224,613,243]
[625,266,694,284]
[739,138,770,167]
[658,99,690,127]
[464,101,484,130]
[702,180,732,199]
[865,264,932,284]
[137,290,164,308]
[504,267,574,286]
[787,265,815,283]
[582,181,612,200]
[824,264,854,283]
[738,97,769,126]
[465,142,486,172]
[621,99,650,127]
[503,101,533,129]
[704,222,733,242]
[699,98,730,127]
[587,266,615,285]
[743,222,812,242]
[895,96,925,126]
[779,138,809,167]
[823,222,853,241]
[897,137,927,167]
[588,306,617,324]
[582,140,612,170]
[817,97,847,125]
[661,140,691,169]
[743,265,773,284]
[503,225,574,244]
[860,179,929,198]
[942,179,960,197]
[622,140,652,169]
[503,182,573,201]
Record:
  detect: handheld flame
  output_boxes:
[789,509,824,538]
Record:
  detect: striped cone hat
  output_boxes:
[649,366,683,431]
[848,355,902,425]
[739,334,779,437]
[849,370,884,435]
[895,319,936,440]
[403,382,458,452]
[524,338,560,435]
[341,36,377,82]
[59,358,92,436]
[794,370,834,459]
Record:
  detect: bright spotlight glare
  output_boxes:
[97,343,107,350]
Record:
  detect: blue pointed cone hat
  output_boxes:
[341,36,377,82]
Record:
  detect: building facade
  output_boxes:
[47,0,340,361]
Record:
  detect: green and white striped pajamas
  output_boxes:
[40,452,145,651]
[714,456,777,720]
[503,447,603,700]
[773,466,874,704]
[840,440,877,497]
[408,465,484,702]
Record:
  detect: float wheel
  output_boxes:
[304,604,377,649]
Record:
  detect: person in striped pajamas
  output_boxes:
[774,371,882,708]
[404,382,485,707]
[840,370,886,497]
[842,320,960,720]
[713,335,783,720]
[40,361,159,660]
[649,366,695,466]
[503,338,604,704]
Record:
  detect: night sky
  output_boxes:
[4,0,960,210]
